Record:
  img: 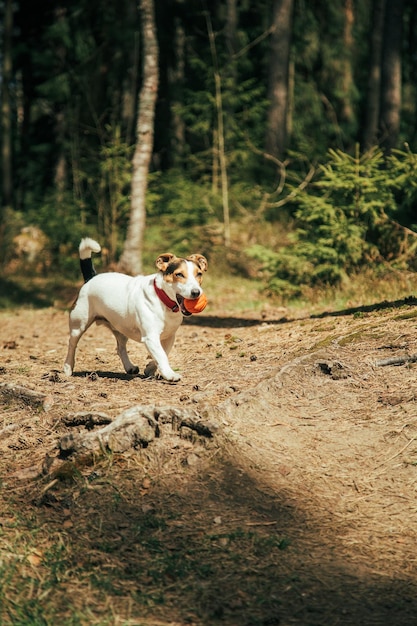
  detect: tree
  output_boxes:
[119,0,159,275]
[3,0,417,275]
[362,0,386,149]
[168,1,186,167]
[379,0,405,153]
[206,10,230,247]
[265,0,294,160]
[1,0,13,212]
[248,146,412,297]
[340,0,355,126]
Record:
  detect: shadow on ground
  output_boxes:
[11,451,417,626]
[185,295,417,329]
[0,277,53,309]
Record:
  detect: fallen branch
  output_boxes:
[156,406,220,437]
[375,354,417,367]
[59,404,220,457]
[62,411,113,429]
[0,382,53,411]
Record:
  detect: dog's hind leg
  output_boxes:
[112,330,139,375]
[63,322,91,376]
[63,298,94,376]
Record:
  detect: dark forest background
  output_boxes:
[1,0,417,297]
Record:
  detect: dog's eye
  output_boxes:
[196,272,203,279]
[175,272,185,279]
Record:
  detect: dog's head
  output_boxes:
[156,253,208,300]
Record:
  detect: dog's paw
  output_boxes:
[162,370,182,382]
[63,363,73,377]
[127,366,140,376]
[144,362,158,378]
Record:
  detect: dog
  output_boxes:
[63,238,208,382]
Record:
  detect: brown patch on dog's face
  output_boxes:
[162,259,190,285]
[156,254,207,303]
[187,254,208,273]
[155,253,177,273]
[189,262,204,286]
[156,254,208,289]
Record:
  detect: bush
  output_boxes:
[249,146,417,297]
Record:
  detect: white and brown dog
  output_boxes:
[63,238,208,382]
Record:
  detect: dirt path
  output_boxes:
[1,302,417,625]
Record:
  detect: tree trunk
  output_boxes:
[340,0,355,124]
[379,0,404,154]
[362,0,386,150]
[54,110,67,201]
[206,11,230,248]
[1,0,13,212]
[264,0,294,160]
[225,0,238,102]
[169,5,186,167]
[119,0,159,275]
[223,0,238,158]
[122,7,140,147]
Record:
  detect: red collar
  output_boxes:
[153,278,180,312]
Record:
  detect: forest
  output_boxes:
[1,0,417,297]
[3,4,417,625]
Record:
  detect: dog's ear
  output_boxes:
[156,253,177,272]
[187,254,208,272]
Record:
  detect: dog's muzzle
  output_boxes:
[176,295,192,316]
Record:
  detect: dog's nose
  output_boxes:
[190,288,201,299]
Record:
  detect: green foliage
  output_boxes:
[26,192,87,274]
[96,126,133,261]
[248,147,417,298]
[291,1,360,153]
[147,170,213,227]
[5,0,417,293]
[140,172,213,267]
[299,146,396,261]
[387,147,417,226]
[13,125,133,274]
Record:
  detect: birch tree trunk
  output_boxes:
[119,0,159,275]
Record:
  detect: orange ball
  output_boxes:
[183,293,208,314]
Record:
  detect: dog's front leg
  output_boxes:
[144,334,176,378]
[142,334,181,382]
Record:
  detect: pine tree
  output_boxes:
[248,146,412,297]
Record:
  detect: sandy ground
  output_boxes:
[1,299,417,625]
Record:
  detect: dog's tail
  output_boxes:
[79,237,101,283]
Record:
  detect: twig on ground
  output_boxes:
[375,354,417,367]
